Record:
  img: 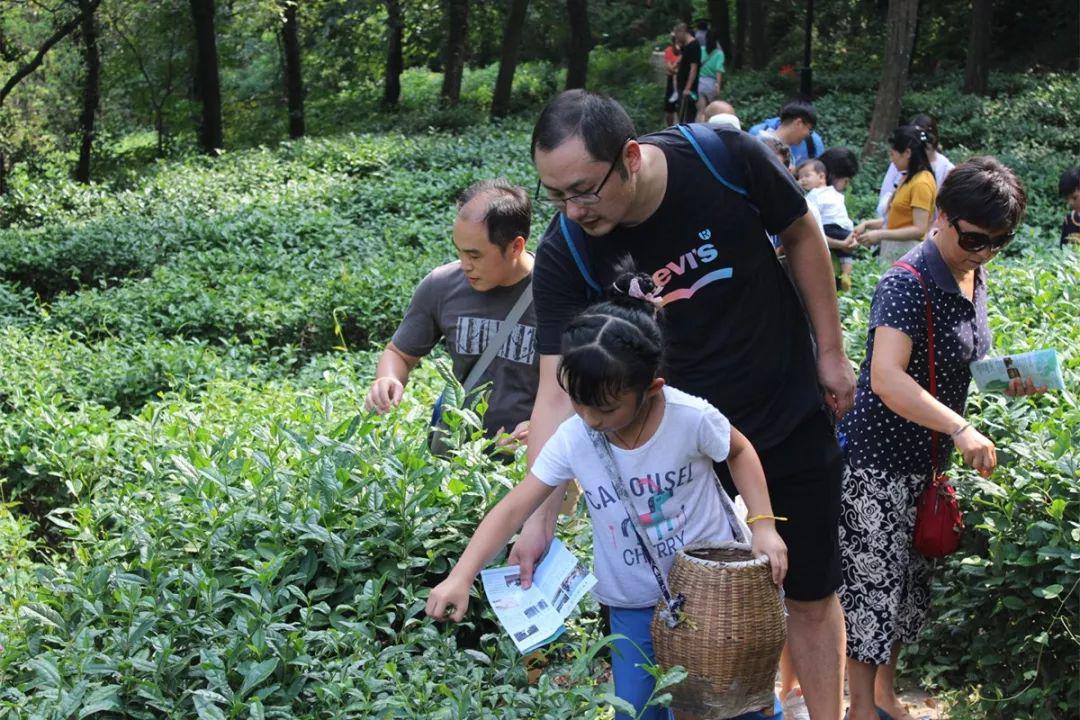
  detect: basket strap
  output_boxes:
[586,428,685,627]
[713,475,750,544]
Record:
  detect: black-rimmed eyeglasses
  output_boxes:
[535,137,632,209]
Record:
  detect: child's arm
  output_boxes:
[726,428,788,586]
[426,474,559,622]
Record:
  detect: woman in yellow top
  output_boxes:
[854,126,937,266]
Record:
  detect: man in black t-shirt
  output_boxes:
[513,90,856,720]
[673,22,699,124]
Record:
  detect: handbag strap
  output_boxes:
[460,280,533,395]
[893,261,941,474]
[585,428,686,627]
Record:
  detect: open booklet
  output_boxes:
[480,538,596,654]
[970,349,1066,393]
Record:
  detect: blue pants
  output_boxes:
[607,605,784,720]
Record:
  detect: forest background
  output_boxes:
[0,1,1077,719]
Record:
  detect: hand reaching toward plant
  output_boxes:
[426,574,473,622]
[365,376,405,413]
[952,424,997,477]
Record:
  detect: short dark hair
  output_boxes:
[937,156,1027,233]
[1059,167,1080,197]
[531,90,637,168]
[795,158,826,176]
[908,113,941,150]
[779,98,817,128]
[819,147,859,184]
[457,179,532,252]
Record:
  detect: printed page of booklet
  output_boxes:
[970,348,1066,393]
[480,538,597,654]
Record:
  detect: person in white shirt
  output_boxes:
[876,114,955,224]
[797,159,858,291]
[427,262,788,720]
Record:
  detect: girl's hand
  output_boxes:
[853,221,868,237]
[952,425,997,477]
[1004,377,1048,397]
[426,574,472,622]
[750,523,788,586]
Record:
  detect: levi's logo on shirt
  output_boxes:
[650,235,733,306]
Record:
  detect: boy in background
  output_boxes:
[796,158,857,291]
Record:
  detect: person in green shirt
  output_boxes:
[695,31,726,121]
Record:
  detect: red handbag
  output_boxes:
[893,261,965,558]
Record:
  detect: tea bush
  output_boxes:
[0,362,613,719]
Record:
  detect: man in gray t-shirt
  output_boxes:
[365,179,537,444]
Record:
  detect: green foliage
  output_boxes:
[0,45,1078,717]
[0,361,613,718]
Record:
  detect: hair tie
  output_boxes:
[626,277,663,307]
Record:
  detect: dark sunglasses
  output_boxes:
[950,219,1014,253]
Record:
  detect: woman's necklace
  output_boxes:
[612,396,655,450]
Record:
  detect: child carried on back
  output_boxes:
[426,261,788,720]
[796,157,858,291]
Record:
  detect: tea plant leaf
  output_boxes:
[193,693,228,720]
[27,656,60,687]
[240,658,279,699]
[1033,584,1064,599]
[77,685,122,717]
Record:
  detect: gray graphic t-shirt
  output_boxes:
[392,261,538,439]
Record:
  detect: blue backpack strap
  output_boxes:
[559,213,603,299]
[676,123,759,213]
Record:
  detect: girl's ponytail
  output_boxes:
[608,256,663,312]
[558,257,665,407]
[890,125,933,187]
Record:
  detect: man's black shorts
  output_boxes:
[715,409,843,602]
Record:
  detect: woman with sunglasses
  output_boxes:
[853,126,936,267]
[837,157,1044,720]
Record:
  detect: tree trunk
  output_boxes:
[863,0,920,157]
[565,0,591,89]
[748,0,767,70]
[963,0,991,95]
[384,0,403,107]
[491,0,529,118]
[440,0,469,104]
[190,0,224,153]
[734,0,747,69]
[75,0,99,184]
[0,154,6,197]
[708,0,732,58]
[281,1,305,138]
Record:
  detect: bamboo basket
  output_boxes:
[651,542,786,719]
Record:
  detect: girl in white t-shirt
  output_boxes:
[427,264,788,720]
